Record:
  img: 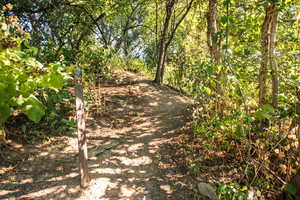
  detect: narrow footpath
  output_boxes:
[0,71,197,200]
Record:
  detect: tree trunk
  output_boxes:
[206,0,221,64]
[154,0,174,84]
[75,67,90,188]
[154,0,194,84]
[259,2,279,107]
[259,7,271,106]
[269,4,279,108]
[206,0,223,113]
[155,0,159,61]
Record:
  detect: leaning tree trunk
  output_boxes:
[155,38,168,84]
[154,0,175,84]
[154,0,194,84]
[269,4,279,108]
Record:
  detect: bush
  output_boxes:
[0,6,69,141]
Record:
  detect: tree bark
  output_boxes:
[269,4,279,108]
[75,67,90,188]
[155,0,159,62]
[259,5,272,106]
[154,0,194,84]
[206,0,223,114]
[154,0,175,84]
[206,0,221,65]
[259,2,279,107]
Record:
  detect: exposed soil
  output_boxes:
[0,70,198,200]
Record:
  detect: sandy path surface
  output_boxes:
[0,71,196,200]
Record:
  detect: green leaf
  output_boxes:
[16,95,26,106]
[1,59,10,66]
[236,124,245,138]
[255,110,271,120]
[236,191,247,199]
[20,81,37,97]
[255,104,275,120]
[285,184,298,195]
[261,104,275,115]
[241,186,248,191]
[21,96,46,123]
[217,184,228,194]
[0,104,10,124]
[0,76,16,101]
[203,87,212,95]
[223,0,231,6]
[221,16,228,25]
[41,72,64,91]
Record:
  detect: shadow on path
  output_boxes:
[0,71,196,200]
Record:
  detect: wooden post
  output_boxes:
[75,66,90,188]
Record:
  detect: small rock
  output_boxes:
[89,140,120,158]
[197,182,217,200]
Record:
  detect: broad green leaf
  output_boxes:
[255,110,271,120]
[261,104,275,115]
[0,77,16,101]
[21,96,46,123]
[41,72,64,91]
[255,104,275,120]
[20,80,37,97]
[0,104,10,124]
[16,95,26,106]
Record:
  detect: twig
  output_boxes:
[252,159,286,185]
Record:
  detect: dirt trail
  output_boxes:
[0,71,196,200]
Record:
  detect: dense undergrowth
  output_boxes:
[0,8,74,144]
[115,43,300,199]
[131,59,299,199]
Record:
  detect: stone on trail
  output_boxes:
[197,182,217,200]
[89,140,120,159]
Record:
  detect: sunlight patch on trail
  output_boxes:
[112,156,153,166]
[90,168,122,174]
[128,143,144,152]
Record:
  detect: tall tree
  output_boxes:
[154,0,175,84]
[259,1,279,107]
[206,0,224,113]
[206,0,221,65]
[269,4,279,108]
[154,0,194,84]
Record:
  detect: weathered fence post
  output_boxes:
[75,66,90,188]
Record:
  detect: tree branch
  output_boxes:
[166,0,195,48]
